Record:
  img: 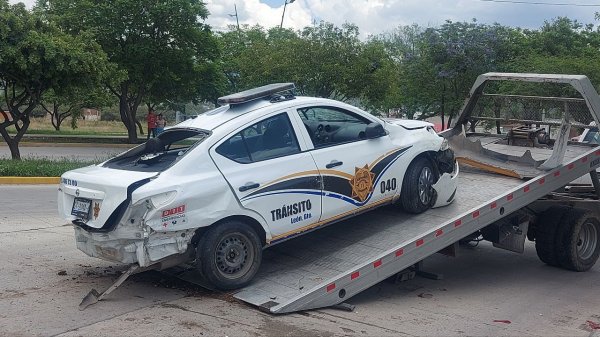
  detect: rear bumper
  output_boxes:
[73,225,192,267]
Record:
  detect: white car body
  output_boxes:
[58,91,458,273]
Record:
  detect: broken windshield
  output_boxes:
[103,128,209,172]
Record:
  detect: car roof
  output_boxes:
[175,96,342,132]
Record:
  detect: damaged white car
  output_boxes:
[58,83,458,293]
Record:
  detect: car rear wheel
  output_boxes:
[196,221,262,290]
[400,157,438,214]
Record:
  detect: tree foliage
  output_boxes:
[40,0,223,142]
[0,0,110,159]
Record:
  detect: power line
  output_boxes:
[479,0,600,6]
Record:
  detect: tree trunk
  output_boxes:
[447,110,454,129]
[135,119,144,135]
[118,86,138,144]
[0,128,21,160]
[51,113,59,131]
[440,83,446,131]
[6,138,21,160]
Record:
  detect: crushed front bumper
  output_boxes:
[74,225,192,267]
[432,154,459,208]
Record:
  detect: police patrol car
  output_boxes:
[58,83,459,290]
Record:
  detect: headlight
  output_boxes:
[440,138,450,151]
[150,191,178,209]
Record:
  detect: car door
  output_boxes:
[210,111,322,242]
[294,105,406,222]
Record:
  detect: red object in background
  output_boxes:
[433,123,443,132]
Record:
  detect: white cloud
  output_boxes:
[205,0,599,37]
[9,0,599,37]
[204,0,312,31]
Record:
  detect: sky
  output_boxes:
[205,0,600,36]
[9,0,600,37]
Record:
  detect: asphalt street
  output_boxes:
[1,184,599,336]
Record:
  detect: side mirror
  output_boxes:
[365,122,386,139]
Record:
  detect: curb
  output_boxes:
[0,177,60,184]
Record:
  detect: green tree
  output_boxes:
[40,85,112,131]
[40,0,221,143]
[0,1,110,159]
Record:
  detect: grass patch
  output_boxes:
[0,158,97,177]
[7,117,129,136]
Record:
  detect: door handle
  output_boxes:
[239,182,260,192]
[326,160,343,169]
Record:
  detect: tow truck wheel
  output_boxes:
[555,209,600,272]
[400,157,438,214]
[196,221,262,290]
[534,205,570,267]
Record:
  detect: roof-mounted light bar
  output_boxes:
[217,83,295,105]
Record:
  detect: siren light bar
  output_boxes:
[217,83,295,105]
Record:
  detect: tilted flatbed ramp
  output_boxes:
[234,146,600,313]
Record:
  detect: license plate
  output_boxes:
[71,198,92,220]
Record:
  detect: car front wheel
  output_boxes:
[196,221,262,290]
[400,157,438,214]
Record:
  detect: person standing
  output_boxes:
[146,108,157,139]
[156,114,167,135]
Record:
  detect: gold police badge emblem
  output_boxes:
[349,164,375,202]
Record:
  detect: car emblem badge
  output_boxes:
[349,164,375,202]
[75,189,80,197]
[93,203,100,220]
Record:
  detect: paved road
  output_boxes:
[1,185,599,336]
[0,144,133,161]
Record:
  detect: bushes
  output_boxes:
[0,158,96,177]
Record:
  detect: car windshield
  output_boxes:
[583,127,599,145]
[103,128,209,172]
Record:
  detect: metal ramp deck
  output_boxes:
[233,146,600,313]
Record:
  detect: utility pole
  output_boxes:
[229,3,240,33]
[280,0,295,28]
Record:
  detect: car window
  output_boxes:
[103,129,208,172]
[216,113,300,163]
[583,127,599,145]
[297,106,370,148]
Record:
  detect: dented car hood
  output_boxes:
[385,118,434,130]
[58,165,157,229]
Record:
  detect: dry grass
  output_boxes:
[20,117,129,135]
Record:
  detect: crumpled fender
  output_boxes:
[432,161,459,208]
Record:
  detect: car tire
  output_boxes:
[400,157,438,214]
[555,208,600,272]
[196,221,262,290]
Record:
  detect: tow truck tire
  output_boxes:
[400,157,437,214]
[196,221,262,290]
[534,206,570,267]
[555,209,600,272]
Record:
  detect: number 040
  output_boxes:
[380,178,397,193]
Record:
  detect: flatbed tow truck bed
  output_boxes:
[234,170,523,312]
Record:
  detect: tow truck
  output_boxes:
[80,73,600,314]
